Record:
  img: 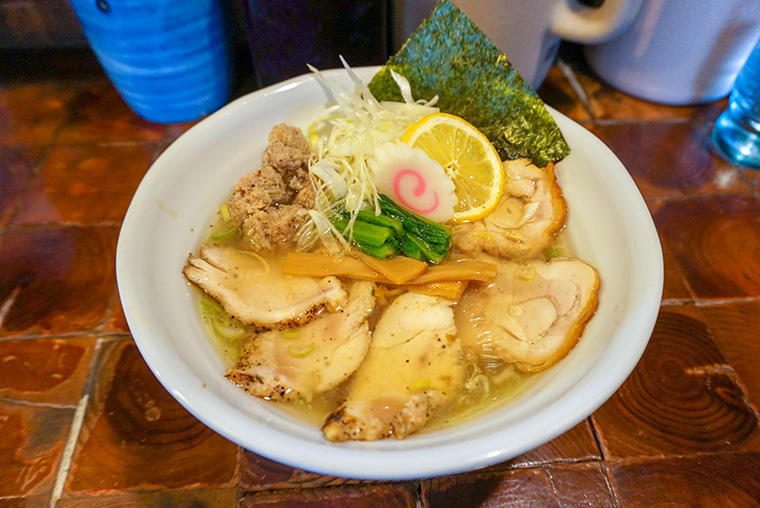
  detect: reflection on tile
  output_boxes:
[0,83,74,146]
[57,488,237,508]
[647,201,692,302]
[610,453,760,506]
[0,226,118,336]
[0,146,43,225]
[654,195,760,299]
[426,470,554,507]
[700,301,760,410]
[103,296,128,334]
[538,65,592,123]
[163,121,200,145]
[0,337,95,406]
[588,122,748,200]
[541,462,614,506]
[424,462,613,507]
[55,82,165,144]
[0,496,48,508]
[577,67,726,121]
[11,144,154,225]
[592,306,759,459]
[509,420,600,466]
[240,484,417,508]
[741,167,760,191]
[240,451,363,492]
[0,400,72,497]
[65,340,237,493]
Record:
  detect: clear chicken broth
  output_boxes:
[195,217,574,433]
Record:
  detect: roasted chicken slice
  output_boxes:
[322,292,463,441]
[225,281,375,401]
[452,160,566,259]
[456,258,600,373]
[183,244,346,330]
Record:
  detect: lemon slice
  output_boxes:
[402,112,504,222]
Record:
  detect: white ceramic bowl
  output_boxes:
[116,66,663,480]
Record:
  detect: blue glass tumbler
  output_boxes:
[70,0,232,124]
[711,36,760,169]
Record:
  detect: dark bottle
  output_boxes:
[240,0,389,87]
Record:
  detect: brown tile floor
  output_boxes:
[1,48,759,507]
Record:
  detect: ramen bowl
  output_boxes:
[116,66,663,480]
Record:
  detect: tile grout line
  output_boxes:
[49,393,89,508]
[539,464,562,502]
[694,296,760,306]
[0,398,77,410]
[587,417,621,508]
[0,331,131,343]
[1,221,124,231]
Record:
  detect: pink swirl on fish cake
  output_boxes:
[392,168,440,215]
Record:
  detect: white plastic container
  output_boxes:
[585,0,760,105]
[392,0,642,89]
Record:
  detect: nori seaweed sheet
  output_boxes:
[368,0,570,168]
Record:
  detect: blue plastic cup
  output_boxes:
[70,0,232,124]
[712,36,760,169]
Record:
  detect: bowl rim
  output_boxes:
[116,66,663,480]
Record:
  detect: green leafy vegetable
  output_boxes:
[330,195,451,263]
[401,234,423,260]
[402,232,445,264]
[377,194,451,251]
[367,0,569,168]
[330,212,396,249]
[358,242,399,259]
[357,208,404,236]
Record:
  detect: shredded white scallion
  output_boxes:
[303,59,439,252]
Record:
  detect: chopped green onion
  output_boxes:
[517,265,536,280]
[200,294,247,341]
[210,317,247,340]
[288,343,315,358]
[544,244,570,259]
[282,330,301,339]
[219,204,231,222]
[409,379,430,391]
[210,225,239,242]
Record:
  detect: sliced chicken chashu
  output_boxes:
[456,258,600,373]
[452,160,566,259]
[225,281,375,402]
[184,244,346,330]
[322,293,463,441]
